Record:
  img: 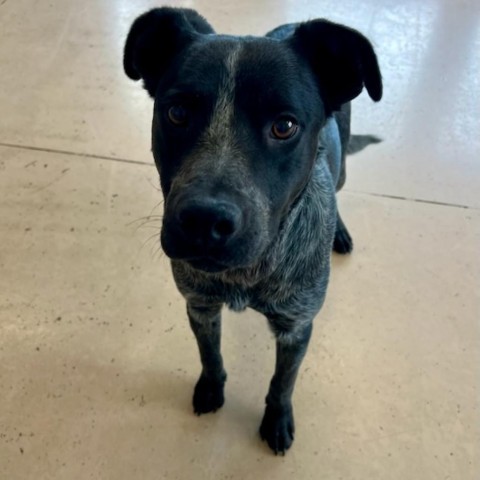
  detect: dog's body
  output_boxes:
[124,8,382,454]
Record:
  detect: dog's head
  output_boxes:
[124,8,381,273]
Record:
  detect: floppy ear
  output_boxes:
[123,7,215,97]
[290,19,382,113]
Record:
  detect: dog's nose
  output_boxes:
[177,198,242,247]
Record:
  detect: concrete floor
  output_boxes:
[1,0,479,478]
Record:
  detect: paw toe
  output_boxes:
[259,405,295,455]
[193,375,225,415]
[333,227,353,254]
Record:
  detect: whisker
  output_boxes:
[126,215,163,227]
[139,225,163,230]
[146,176,162,192]
[128,217,163,234]
[129,196,166,259]
[152,242,165,262]
[140,231,161,253]
[147,199,164,218]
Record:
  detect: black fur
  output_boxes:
[123,7,382,454]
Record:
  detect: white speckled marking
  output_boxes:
[201,44,242,168]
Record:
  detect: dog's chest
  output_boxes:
[225,289,251,312]
[172,261,259,311]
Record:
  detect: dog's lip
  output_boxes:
[161,238,231,272]
[185,257,229,273]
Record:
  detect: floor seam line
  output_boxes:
[1,142,477,211]
[0,141,154,167]
[343,189,478,211]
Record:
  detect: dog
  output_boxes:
[123,7,382,454]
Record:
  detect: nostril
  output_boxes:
[212,219,235,240]
[176,199,241,246]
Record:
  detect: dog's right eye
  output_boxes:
[271,117,298,140]
[167,105,188,126]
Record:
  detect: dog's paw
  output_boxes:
[193,374,225,415]
[259,404,295,455]
[333,226,353,254]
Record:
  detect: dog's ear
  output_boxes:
[123,8,215,97]
[290,19,382,113]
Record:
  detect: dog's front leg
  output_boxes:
[187,302,227,415]
[260,320,313,454]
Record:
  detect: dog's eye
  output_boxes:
[167,105,188,126]
[271,118,298,140]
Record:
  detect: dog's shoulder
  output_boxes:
[264,23,299,40]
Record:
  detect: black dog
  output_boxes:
[123,7,382,454]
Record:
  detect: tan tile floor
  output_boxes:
[1,0,479,478]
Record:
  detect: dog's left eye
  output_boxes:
[167,105,188,126]
[271,118,298,140]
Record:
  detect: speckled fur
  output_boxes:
[172,151,337,341]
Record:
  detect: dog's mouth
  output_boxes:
[161,228,235,273]
[162,238,261,274]
[184,257,229,273]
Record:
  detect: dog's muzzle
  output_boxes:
[161,194,248,273]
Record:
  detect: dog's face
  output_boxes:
[152,37,324,273]
[124,8,381,273]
